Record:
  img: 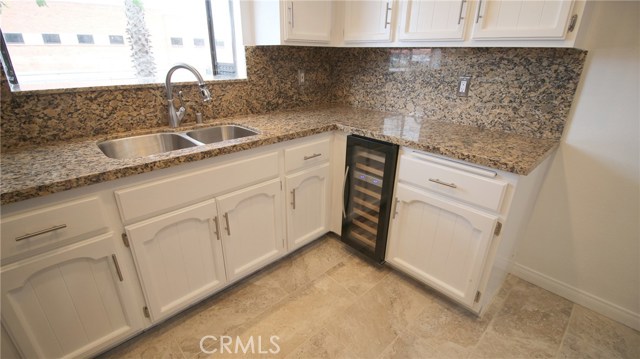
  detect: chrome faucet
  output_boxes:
[165,63,212,128]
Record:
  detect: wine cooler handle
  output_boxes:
[342,165,350,219]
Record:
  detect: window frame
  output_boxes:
[0,0,240,91]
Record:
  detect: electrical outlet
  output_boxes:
[298,69,305,85]
[458,76,471,97]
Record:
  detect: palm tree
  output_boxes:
[124,0,157,81]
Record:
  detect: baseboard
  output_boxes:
[511,263,640,331]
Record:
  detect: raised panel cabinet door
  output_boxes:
[125,199,227,322]
[344,0,394,42]
[217,179,285,281]
[398,0,470,41]
[472,0,574,39]
[283,0,333,43]
[285,163,331,251]
[386,183,498,307]
[1,233,143,359]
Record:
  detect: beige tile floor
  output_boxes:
[98,234,640,359]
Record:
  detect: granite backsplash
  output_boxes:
[0,46,585,152]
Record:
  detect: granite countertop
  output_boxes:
[0,106,558,205]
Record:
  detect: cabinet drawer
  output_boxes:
[285,137,331,173]
[398,154,507,212]
[116,151,279,223]
[1,197,109,263]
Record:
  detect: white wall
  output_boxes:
[513,1,640,330]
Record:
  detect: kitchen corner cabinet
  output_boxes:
[217,179,285,281]
[1,233,143,359]
[386,149,552,314]
[343,0,394,43]
[124,199,227,322]
[472,0,576,40]
[283,0,333,43]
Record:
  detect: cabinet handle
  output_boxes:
[342,165,350,218]
[392,198,399,219]
[457,0,467,25]
[291,189,296,209]
[304,153,321,160]
[289,1,294,27]
[428,178,457,188]
[384,2,392,29]
[15,224,67,242]
[475,0,483,23]
[223,212,231,236]
[212,216,221,240]
[111,254,124,282]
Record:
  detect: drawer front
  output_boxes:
[116,151,279,224]
[1,197,109,262]
[398,155,507,212]
[285,137,331,173]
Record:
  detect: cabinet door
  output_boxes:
[472,0,574,39]
[283,0,333,43]
[386,183,498,307]
[1,234,143,359]
[125,199,227,322]
[217,179,285,281]
[286,163,331,251]
[344,0,393,42]
[398,0,469,41]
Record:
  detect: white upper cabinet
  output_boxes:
[472,0,575,40]
[398,0,471,41]
[283,0,333,43]
[343,0,394,42]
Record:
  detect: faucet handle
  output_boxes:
[199,85,212,102]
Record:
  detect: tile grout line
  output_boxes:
[554,303,576,358]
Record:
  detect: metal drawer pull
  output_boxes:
[429,178,457,188]
[223,213,231,236]
[15,224,67,242]
[291,189,296,209]
[384,2,392,28]
[112,254,124,282]
[304,153,322,160]
[475,0,483,23]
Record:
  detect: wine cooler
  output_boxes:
[342,135,398,263]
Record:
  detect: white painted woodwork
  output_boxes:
[286,163,332,251]
[284,135,332,173]
[472,0,575,39]
[283,0,333,43]
[344,0,394,42]
[398,153,507,212]
[125,199,227,322]
[115,151,279,224]
[386,183,498,307]
[1,324,20,359]
[217,179,285,281]
[0,234,142,359]
[398,0,470,41]
[1,197,109,263]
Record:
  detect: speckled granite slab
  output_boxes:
[0,106,558,205]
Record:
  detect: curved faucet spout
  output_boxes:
[165,63,212,128]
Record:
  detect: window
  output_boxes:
[0,0,245,91]
[109,35,125,45]
[77,34,94,44]
[193,38,205,47]
[42,33,61,44]
[4,33,24,44]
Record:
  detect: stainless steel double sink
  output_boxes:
[98,125,259,159]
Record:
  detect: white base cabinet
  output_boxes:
[387,183,498,307]
[285,163,332,251]
[1,233,143,359]
[125,199,227,322]
[217,179,286,281]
